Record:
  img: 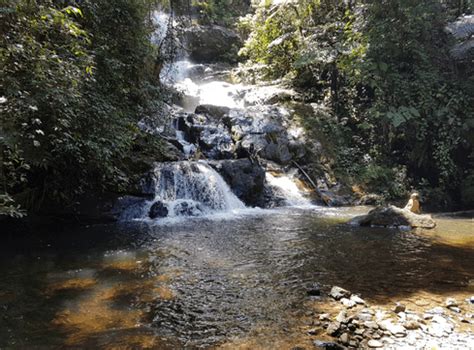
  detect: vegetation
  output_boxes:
[240,0,474,208]
[1,0,164,217]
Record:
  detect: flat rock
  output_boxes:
[367,339,384,348]
[378,320,407,337]
[349,205,436,229]
[350,295,366,305]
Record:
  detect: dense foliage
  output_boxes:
[1,0,163,217]
[241,0,474,208]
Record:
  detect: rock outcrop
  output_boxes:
[208,159,265,206]
[349,205,436,229]
[183,25,242,63]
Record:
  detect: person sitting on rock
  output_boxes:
[404,192,421,214]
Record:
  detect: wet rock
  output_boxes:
[367,339,384,348]
[208,159,265,206]
[183,25,241,63]
[330,286,351,301]
[349,205,436,229]
[199,125,235,159]
[306,283,322,296]
[172,200,203,217]
[149,201,169,219]
[195,104,230,120]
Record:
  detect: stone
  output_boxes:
[307,328,320,335]
[378,320,407,337]
[446,297,458,308]
[367,340,384,348]
[339,333,350,345]
[364,321,379,329]
[326,322,341,336]
[208,159,265,206]
[358,312,374,322]
[350,295,366,305]
[348,205,436,229]
[172,200,203,217]
[319,313,331,321]
[336,311,348,323]
[393,303,406,313]
[329,286,351,300]
[149,201,169,219]
[313,340,345,350]
[183,25,241,63]
[403,320,420,330]
[449,306,461,313]
[341,297,357,308]
[306,282,321,296]
[426,306,445,315]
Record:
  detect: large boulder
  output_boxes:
[208,159,265,206]
[349,205,436,229]
[183,25,242,63]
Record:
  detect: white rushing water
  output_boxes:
[141,161,246,222]
[265,172,313,207]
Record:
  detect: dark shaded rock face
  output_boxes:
[183,25,242,63]
[149,201,169,219]
[349,205,436,229]
[208,159,265,206]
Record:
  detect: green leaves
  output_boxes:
[385,106,420,128]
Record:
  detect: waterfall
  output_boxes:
[265,171,313,207]
[143,161,245,220]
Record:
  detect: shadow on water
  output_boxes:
[0,208,473,348]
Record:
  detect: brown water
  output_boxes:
[0,207,473,349]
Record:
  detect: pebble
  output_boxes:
[367,339,383,348]
[415,299,430,306]
[449,306,461,313]
[326,322,341,336]
[339,332,350,345]
[341,297,356,308]
[404,320,420,330]
[393,303,406,313]
[350,294,366,305]
[379,319,407,337]
[445,297,458,308]
[364,321,379,329]
[319,313,330,321]
[335,311,347,323]
[358,312,373,321]
[426,306,445,315]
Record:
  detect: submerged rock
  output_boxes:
[349,205,436,229]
